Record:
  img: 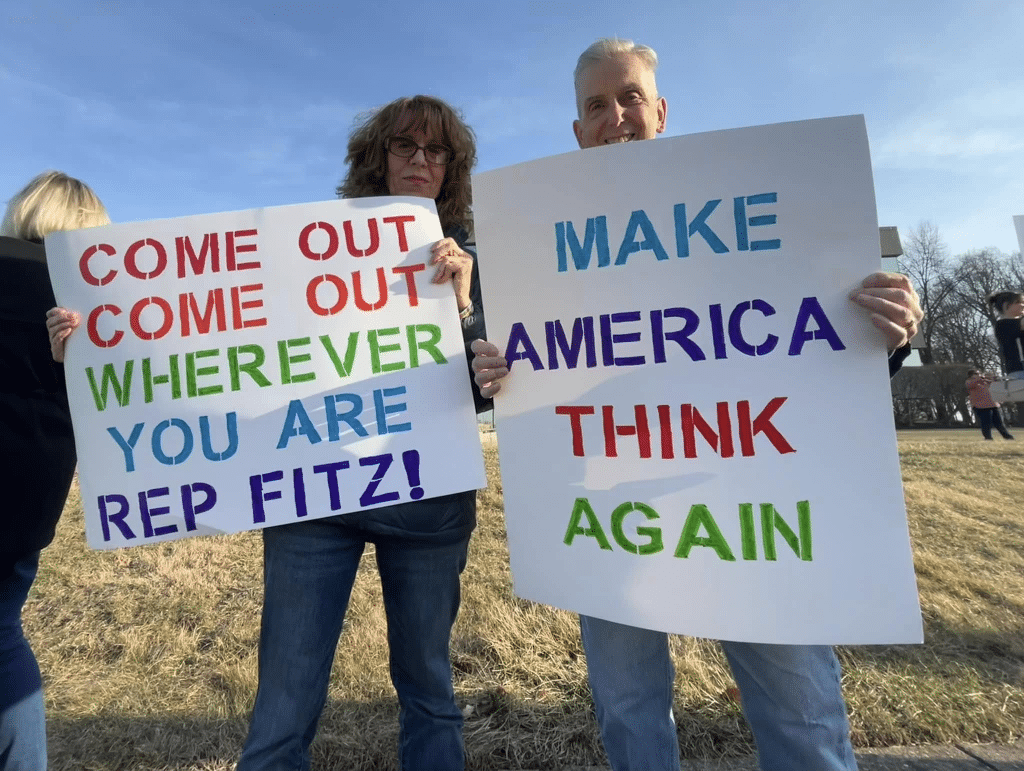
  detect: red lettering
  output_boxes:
[124,239,168,280]
[298,222,339,261]
[175,233,221,278]
[306,274,348,316]
[657,404,674,459]
[391,264,426,307]
[738,397,794,457]
[555,405,596,456]
[87,304,124,348]
[352,268,387,311]
[80,244,117,286]
[130,296,174,341]
[383,215,415,252]
[344,219,379,257]
[681,403,733,458]
[178,289,227,337]
[550,399,792,461]
[231,284,267,329]
[226,229,259,271]
[602,405,651,458]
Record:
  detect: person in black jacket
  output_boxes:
[0,170,109,770]
[987,290,1024,378]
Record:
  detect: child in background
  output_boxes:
[965,369,1014,440]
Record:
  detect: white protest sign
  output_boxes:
[46,198,485,549]
[1015,215,1024,255]
[472,115,922,645]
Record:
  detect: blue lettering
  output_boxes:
[788,297,845,355]
[651,308,705,363]
[734,193,781,252]
[505,322,544,370]
[556,217,609,272]
[729,300,779,357]
[107,422,145,472]
[276,400,322,449]
[674,200,729,257]
[545,318,597,369]
[600,311,646,367]
[614,209,669,265]
[374,386,411,434]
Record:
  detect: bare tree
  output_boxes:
[940,249,1012,370]
[899,221,953,364]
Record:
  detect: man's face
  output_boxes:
[573,53,667,149]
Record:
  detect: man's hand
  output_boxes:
[471,338,509,398]
[848,272,923,352]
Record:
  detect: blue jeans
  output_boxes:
[973,407,1013,440]
[237,515,469,771]
[0,552,47,770]
[579,615,857,771]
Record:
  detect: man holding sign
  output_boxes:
[471,38,922,771]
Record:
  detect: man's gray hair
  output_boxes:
[573,37,660,101]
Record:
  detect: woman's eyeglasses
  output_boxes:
[385,137,452,166]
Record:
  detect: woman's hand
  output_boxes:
[471,338,509,398]
[430,238,474,313]
[45,307,81,363]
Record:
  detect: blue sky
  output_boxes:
[3,0,1021,258]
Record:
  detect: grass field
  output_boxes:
[23,429,1024,770]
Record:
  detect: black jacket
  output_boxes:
[0,236,77,579]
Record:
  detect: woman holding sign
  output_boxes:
[44,97,486,770]
[234,95,487,771]
[1,171,109,769]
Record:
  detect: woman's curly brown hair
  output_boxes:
[337,95,476,234]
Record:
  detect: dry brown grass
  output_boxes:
[23,429,1024,770]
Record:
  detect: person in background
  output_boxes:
[965,369,1014,440]
[470,37,923,771]
[1,170,109,770]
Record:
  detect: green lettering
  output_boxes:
[739,503,757,560]
[85,360,135,411]
[407,323,446,367]
[319,332,360,377]
[278,338,315,385]
[142,355,181,403]
[185,349,223,397]
[228,344,270,390]
[760,501,812,561]
[610,502,663,555]
[563,497,612,550]
[369,327,405,374]
[674,504,735,561]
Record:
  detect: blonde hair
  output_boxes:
[1,170,110,241]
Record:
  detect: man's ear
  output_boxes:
[573,119,584,148]
[657,97,668,134]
